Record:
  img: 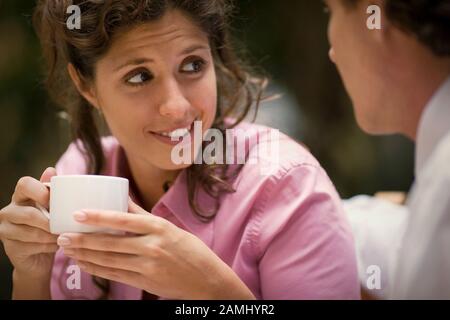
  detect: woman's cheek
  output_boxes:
[105,102,146,142]
[204,94,217,127]
[203,78,218,127]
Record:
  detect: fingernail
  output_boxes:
[57,236,71,247]
[77,261,86,268]
[73,211,87,221]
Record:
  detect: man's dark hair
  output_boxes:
[346,0,450,56]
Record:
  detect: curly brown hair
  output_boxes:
[32,0,267,222]
[343,0,450,56]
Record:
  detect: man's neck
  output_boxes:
[402,68,450,141]
[389,32,450,141]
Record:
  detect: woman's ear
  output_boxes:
[67,63,101,110]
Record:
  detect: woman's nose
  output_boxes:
[158,80,191,119]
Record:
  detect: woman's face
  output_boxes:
[76,9,217,170]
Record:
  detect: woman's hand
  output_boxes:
[57,199,255,300]
[0,167,59,279]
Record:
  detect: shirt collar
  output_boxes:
[111,144,214,247]
[415,76,450,176]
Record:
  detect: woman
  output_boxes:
[0,0,360,300]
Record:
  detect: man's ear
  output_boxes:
[67,63,100,110]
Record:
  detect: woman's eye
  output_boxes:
[126,71,153,86]
[181,59,206,73]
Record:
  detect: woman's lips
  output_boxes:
[149,124,195,146]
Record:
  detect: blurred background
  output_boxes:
[0,0,414,299]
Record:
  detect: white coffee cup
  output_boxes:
[36,175,129,235]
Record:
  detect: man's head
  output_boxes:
[325,0,450,140]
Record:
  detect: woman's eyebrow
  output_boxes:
[114,57,154,72]
[179,44,210,56]
[113,45,209,72]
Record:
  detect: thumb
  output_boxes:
[128,196,148,215]
[40,167,57,183]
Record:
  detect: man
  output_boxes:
[324,0,450,299]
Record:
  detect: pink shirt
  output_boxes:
[50,122,360,300]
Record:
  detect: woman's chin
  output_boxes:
[148,153,194,171]
[158,161,193,171]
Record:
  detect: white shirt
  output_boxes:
[391,77,450,299]
[344,195,407,298]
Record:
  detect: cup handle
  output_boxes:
[36,182,51,220]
